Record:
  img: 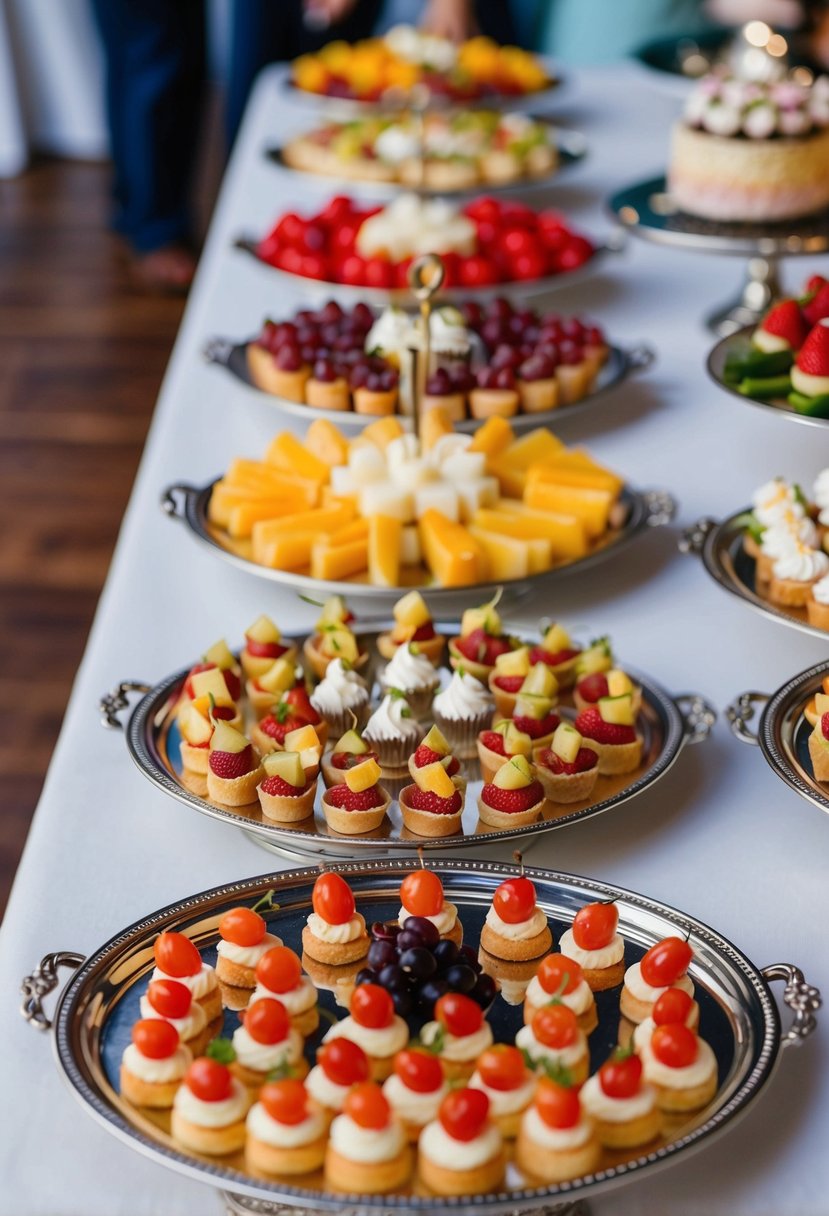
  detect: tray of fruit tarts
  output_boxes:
[240,194,603,299]
[100,597,714,859]
[21,857,819,1212]
[205,296,653,434]
[162,416,675,598]
[707,273,829,426]
[727,658,829,818]
[287,27,558,113]
[273,113,585,196]
[680,472,829,641]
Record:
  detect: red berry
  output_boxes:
[405,786,462,816]
[413,744,443,767]
[760,299,807,348]
[312,872,355,924]
[574,707,636,746]
[460,255,499,287]
[576,672,609,703]
[351,984,394,1029]
[394,1048,443,1093]
[512,711,560,739]
[435,992,483,1037]
[400,869,445,917]
[439,1087,489,1141]
[479,780,544,814]
[572,901,618,951]
[318,1038,370,1086]
[260,774,310,797]
[651,1024,699,1069]
[326,783,385,811]
[219,907,266,947]
[798,320,829,375]
[492,876,537,924]
[208,745,254,779]
[480,730,507,756]
[132,1018,179,1058]
[640,937,693,987]
[599,1050,642,1098]
[492,674,525,693]
[186,1057,232,1102]
[538,745,597,776]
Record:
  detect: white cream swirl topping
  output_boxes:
[364,694,422,744]
[306,911,366,943]
[151,962,217,1000]
[366,306,414,356]
[468,1070,536,1115]
[485,905,547,942]
[139,994,207,1042]
[430,306,471,355]
[121,1043,191,1084]
[525,975,593,1016]
[383,645,439,694]
[515,1025,587,1068]
[310,659,368,717]
[382,1073,448,1124]
[306,1063,352,1111]
[250,975,317,1014]
[174,1076,249,1127]
[811,573,829,605]
[580,1074,656,1122]
[399,902,458,934]
[232,1024,303,1074]
[640,1036,717,1089]
[773,546,829,583]
[813,468,829,521]
[433,671,494,721]
[421,1019,493,1061]
[419,1119,502,1169]
[520,1106,593,1150]
[752,478,802,527]
[216,932,282,967]
[247,1102,326,1148]
[329,1112,406,1163]
[323,1014,409,1058]
[623,961,694,1004]
[557,928,625,970]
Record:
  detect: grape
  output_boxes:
[418,978,450,1009]
[378,964,408,992]
[396,928,422,953]
[355,968,376,986]
[432,939,459,970]
[371,921,400,943]
[459,945,481,972]
[444,963,477,994]
[400,947,437,981]
[368,940,397,971]
[402,917,440,948]
[471,974,498,1008]
[392,989,414,1017]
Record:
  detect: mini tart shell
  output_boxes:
[476,736,512,784]
[480,922,552,962]
[171,1110,248,1155]
[231,1056,309,1090]
[535,761,599,804]
[806,596,829,630]
[517,377,559,413]
[555,362,592,405]
[120,1065,183,1109]
[377,631,446,666]
[487,674,523,717]
[582,960,626,992]
[477,792,546,829]
[419,1145,506,1196]
[523,994,599,1035]
[422,391,467,422]
[447,636,496,683]
[301,923,369,966]
[579,735,642,776]
[515,1127,600,1184]
[468,387,520,420]
[180,742,209,774]
[325,1143,412,1194]
[353,386,398,416]
[650,1070,717,1112]
[246,1130,327,1176]
[808,729,829,781]
[321,787,391,835]
[206,763,265,807]
[257,780,318,822]
[398,784,463,838]
[589,1103,661,1150]
[305,377,350,412]
[247,343,311,402]
[321,753,375,788]
[303,635,370,681]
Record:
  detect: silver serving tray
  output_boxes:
[726,660,829,817]
[99,621,714,860]
[161,481,677,608]
[203,336,655,434]
[679,510,829,641]
[706,325,829,429]
[20,859,820,1213]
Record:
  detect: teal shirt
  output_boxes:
[528,0,708,64]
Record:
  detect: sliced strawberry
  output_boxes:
[411,623,436,641]
[245,638,288,659]
[455,628,512,667]
[575,707,636,745]
[479,730,507,756]
[330,750,380,770]
[575,673,609,703]
[281,686,319,724]
[538,746,598,775]
[493,674,525,693]
[480,780,544,814]
[258,712,303,743]
[326,783,385,811]
[513,711,560,738]
[260,774,311,797]
[761,299,808,348]
[406,787,462,816]
[803,282,829,326]
[529,645,581,668]
[223,670,242,701]
[212,705,235,721]
[209,745,254,779]
[796,320,829,375]
[412,744,459,775]
[822,711,829,742]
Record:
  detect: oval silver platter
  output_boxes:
[706,324,829,430]
[161,482,677,608]
[20,858,819,1213]
[726,660,829,817]
[203,336,654,434]
[100,621,713,860]
[265,124,587,198]
[679,510,829,642]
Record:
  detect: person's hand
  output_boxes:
[303,0,359,30]
[419,0,476,43]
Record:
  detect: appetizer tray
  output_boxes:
[707,324,829,429]
[727,659,829,817]
[204,336,654,434]
[21,859,819,1212]
[100,621,713,860]
[161,483,677,607]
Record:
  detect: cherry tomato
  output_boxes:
[132,1018,179,1059]
[394,1049,443,1094]
[244,998,290,1045]
[318,1038,370,1086]
[571,902,618,951]
[146,979,192,1019]
[557,236,594,271]
[185,1057,232,1102]
[477,1044,527,1092]
[537,954,583,997]
[435,992,483,1037]
[535,1076,580,1130]
[219,907,266,947]
[651,1024,699,1069]
[399,869,444,918]
[154,931,202,978]
[345,1082,390,1130]
[511,251,548,281]
[653,987,695,1027]
[351,983,394,1029]
[260,1079,309,1126]
[365,257,395,289]
[338,254,368,286]
[312,872,355,925]
[532,1004,579,1049]
[256,946,302,995]
[460,254,499,287]
[492,876,537,925]
[598,1050,642,1099]
[299,254,327,280]
[640,937,693,988]
[439,1087,489,1141]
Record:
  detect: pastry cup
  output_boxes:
[241,644,298,681]
[808,729,829,781]
[180,742,209,775]
[806,596,829,631]
[535,761,599,804]
[321,752,378,788]
[422,392,467,422]
[767,574,814,607]
[246,1131,327,1176]
[325,1144,412,1194]
[589,1104,661,1150]
[353,387,398,416]
[447,637,495,684]
[301,922,369,966]
[651,1071,717,1113]
[480,922,552,963]
[171,1111,248,1156]
[120,1064,184,1109]
[517,377,559,413]
[555,362,591,406]
[377,631,446,666]
[398,784,463,839]
[582,736,643,776]
[515,1129,600,1184]
[523,996,598,1035]
[476,735,510,784]
[321,787,392,835]
[231,1055,309,1090]
[433,705,494,760]
[246,344,311,402]
[477,792,545,829]
[303,635,370,681]
[487,674,523,717]
[257,780,318,823]
[305,377,350,412]
[468,388,520,419]
[206,764,265,807]
[489,1104,533,1139]
[419,1147,505,1197]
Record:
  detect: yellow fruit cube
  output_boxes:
[265,433,330,485]
[499,428,564,470]
[255,531,319,571]
[598,693,634,726]
[492,754,533,789]
[468,415,514,458]
[469,526,531,581]
[552,723,582,764]
[394,590,431,629]
[361,416,404,449]
[607,670,634,697]
[521,664,558,698]
[420,408,454,451]
[188,668,234,706]
[257,658,297,694]
[418,510,485,586]
[284,725,322,756]
[494,646,530,676]
[474,506,587,561]
[344,756,382,792]
[263,751,306,786]
[305,419,350,468]
[523,482,613,538]
[412,761,457,798]
[368,514,402,587]
[252,502,355,553]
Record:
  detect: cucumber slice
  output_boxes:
[788,391,829,418]
[738,374,792,399]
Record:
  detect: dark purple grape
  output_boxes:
[444,963,477,993]
[300,345,318,363]
[350,363,370,389]
[461,300,483,328]
[368,940,398,971]
[295,308,317,326]
[351,302,374,330]
[485,295,513,321]
[400,947,437,981]
[459,945,481,971]
[471,974,498,1007]
[313,358,337,383]
[378,964,408,992]
[275,344,301,372]
[401,917,440,948]
[419,978,450,1009]
[320,322,341,346]
[355,967,376,986]
[395,928,422,952]
[371,920,401,943]
[392,989,414,1017]
[432,939,459,970]
[320,299,344,324]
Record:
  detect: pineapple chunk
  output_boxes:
[421,724,450,754]
[412,761,456,798]
[499,722,533,756]
[263,750,306,786]
[552,722,582,764]
[469,527,531,581]
[265,433,330,485]
[515,693,554,721]
[814,692,829,716]
[189,668,235,706]
[344,756,382,792]
[521,664,558,698]
[368,514,402,587]
[203,639,238,670]
[468,415,514,457]
[494,646,530,677]
[419,510,485,586]
[209,720,249,755]
[305,418,350,467]
[598,693,634,727]
[607,669,634,697]
[284,725,322,755]
[334,729,368,755]
[257,658,297,694]
[492,754,533,789]
[524,482,613,539]
[246,615,281,643]
[318,626,359,663]
[541,623,573,654]
[575,639,612,677]
[179,704,213,746]
[395,590,431,629]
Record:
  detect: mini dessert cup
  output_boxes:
[398,783,464,838]
[322,786,392,835]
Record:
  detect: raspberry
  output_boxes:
[413,745,459,775]
[513,711,560,738]
[493,674,524,693]
[406,787,462,816]
[480,780,544,813]
[575,707,636,745]
[260,775,311,797]
[208,746,253,779]
[538,746,598,775]
[576,673,608,703]
[455,628,512,667]
[331,750,378,770]
[326,784,385,811]
[529,645,580,668]
[479,730,506,756]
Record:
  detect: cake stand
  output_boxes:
[608,175,829,336]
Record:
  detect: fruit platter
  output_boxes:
[21,859,818,1210]
[100,607,712,858]
[240,194,602,300]
[680,471,829,641]
[205,295,653,433]
[707,273,829,426]
[162,416,674,598]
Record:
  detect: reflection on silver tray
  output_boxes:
[203,337,654,434]
[706,325,829,429]
[20,858,820,1212]
[100,622,713,859]
[679,509,829,641]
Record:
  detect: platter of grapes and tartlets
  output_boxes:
[204,295,654,434]
[21,858,819,1213]
[100,604,714,859]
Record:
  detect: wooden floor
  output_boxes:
[0,158,185,914]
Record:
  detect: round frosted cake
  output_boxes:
[668,74,829,222]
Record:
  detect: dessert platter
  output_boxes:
[707,272,829,426]
[100,601,713,858]
[161,415,675,599]
[205,295,653,433]
[20,859,819,1212]
[680,472,829,640]
[272,112,586,196]
[727,657,829,818]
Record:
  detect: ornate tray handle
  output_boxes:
[161,483,199,521]
[762,964,822,1047]
[725,690,770,746]
[626,343,656,373]
[202,337,235,367]
[678,516,717,555]
[21,952,85,1031]
[99,681,152,729]
[643,490,676,528]
[675,694,717,745]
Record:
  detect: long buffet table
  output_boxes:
[2,61,827,1216]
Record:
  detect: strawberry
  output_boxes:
[796,320,829,375]
[411,622,436,641]
[281,686,319,724]
[805,274,827,296]
[539,746,598,775]
[529,645,580,667]
[245,638,288,659]
[479,730,506,756]
[412,744,460,775]
[208,745,254,779]
[331,750,379,770]
[326,784,385,811]
[480,780,544,813]
[821,712,829,742]
[260,774,310,797]
[258,712,302,744]
[575,707,636,745]
[803,282,829,326]
[211,705,235,721]
[406,787,462,816]
[575,673,609,703]
[513,711,560,738]
[493,674,525,693]
[760,299,808,349]
[455,628,512,667]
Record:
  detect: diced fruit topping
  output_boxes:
[640,937,693,987]
[406,786,463,816]
[492,876,537,924]
[598,1048,642,1099]
[651,1023,699,1068]
[331,749,378,770]
[203,638,238,671]
[245,997,290,1045]
[394,1048,444,1093]
[147,979,192,1019]
[494,646,530,677]
[551,722,582,765]
[185,1057,233,1102]
[312,871,355,924]
[318,624,360,662]
[262,751,307,789]
[574,637,612,677]
[219,906,266,947]
[256,946,302,994]
[326,783,386,811]
[461,592,503,639]
[132,1018,179,1059]
[319,1038,370,1086]
[260,1079,309,1126]
[606,669,634,698]
[245,614,283,650]
[435,992,484,1036]
[208,742,255,780]
[255,658,298,695]
[188,667,236,706]
[536,1076,580,1129]
[419,724,450,756]
[481,780,544,814]
[477,1044,528,1091]
[539,745,597,776]
[532,1004,578,1048]
[209,719,250,756]
[344,756,382,793]
[520,663,558,698]
[412,761,456,799]
[439,1087,489,1142]
[333,728,368,755]
[598,693,635,727]
[154,931,202,977]
[351,983,394,1028]
[653,987,695,1026]
[283,724,322,755]
[345,1082,391,1130]
[492,754,534,789]
[797,319,829,375]
[575,706,636,746]
[575,672,609,702]
[400,868,445,917]
[394,590,432,630]
[571,902,618,951]
[501,721,534,755]
[537,954,583,996]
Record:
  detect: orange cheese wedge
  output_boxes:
[523,482,613,538]
[526,463,623,497]
[265,433,330,485]
[418,509,486,586]
[311,536,369,581]
[469,527,532,580]
[497,428,565,470]
[368,514,402,587]
[474,506,587,560]
[305,419,350,468]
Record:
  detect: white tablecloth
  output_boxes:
[1,62,827,1215]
